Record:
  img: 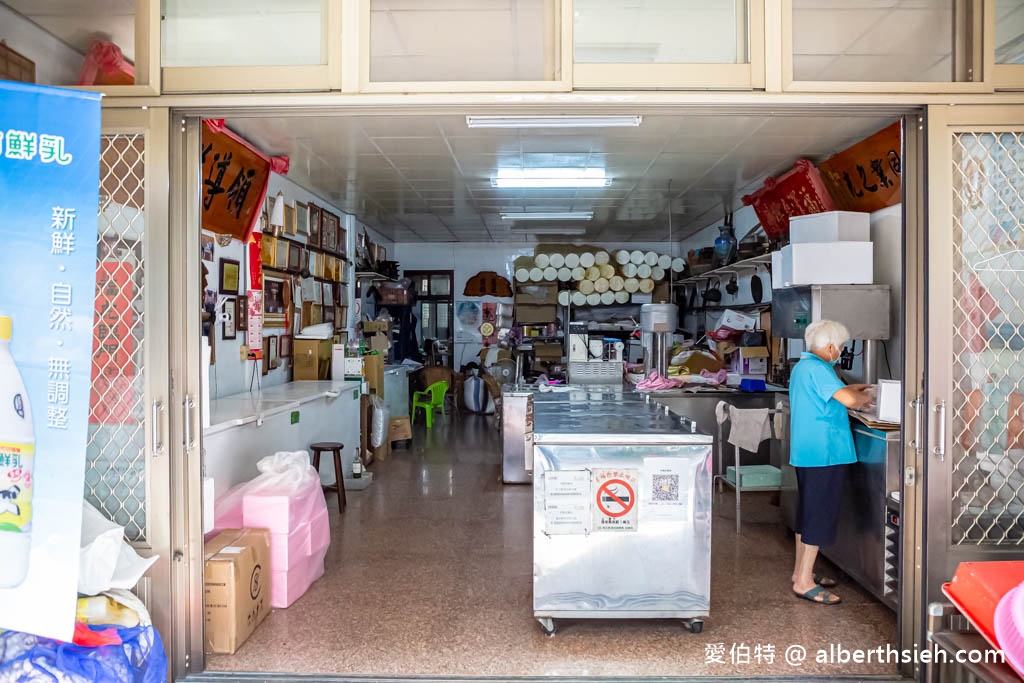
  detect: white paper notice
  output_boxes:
[544,470,591,535]
[643,457,693,522]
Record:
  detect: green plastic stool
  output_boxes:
[413,380,449,428]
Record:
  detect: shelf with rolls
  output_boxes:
[513,247,686,309]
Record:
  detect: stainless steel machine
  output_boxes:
[640,303,679,378]
[771,284,891,383]
[531,397,713,635]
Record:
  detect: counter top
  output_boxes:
[206,380,361,436]
[533,399,709,444]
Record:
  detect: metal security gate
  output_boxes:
[91,109,172,652]
[925,105,1024,608]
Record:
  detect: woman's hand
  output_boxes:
[833,386,874,409]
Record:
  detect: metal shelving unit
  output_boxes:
[674,253,772,286]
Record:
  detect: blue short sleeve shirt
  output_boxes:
[789,352,856,468]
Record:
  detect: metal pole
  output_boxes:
[863,339,879,384]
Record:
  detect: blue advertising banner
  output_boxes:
[0,82,101,641]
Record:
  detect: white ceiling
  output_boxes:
[225,112,899,244]
[3,0,136,60]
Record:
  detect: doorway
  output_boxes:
[164,106,923,681]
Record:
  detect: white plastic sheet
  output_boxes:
[79,502,158,597]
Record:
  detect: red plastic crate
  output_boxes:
[741,159,836,241]
[942,560,1024,650]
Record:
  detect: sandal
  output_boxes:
[794,585,841,605]
[814,573,838,588]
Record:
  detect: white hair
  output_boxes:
[804,319,851,352]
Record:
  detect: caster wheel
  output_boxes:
[538,618,557,637]
[685,619,704,634]
[542,625,557,637]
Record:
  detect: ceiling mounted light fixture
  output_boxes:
[467,115,642,129]
[501,211,594,221]
[508,226,588,236]
[493,168,609,189]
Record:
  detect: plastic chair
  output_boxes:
[413,380,449,428]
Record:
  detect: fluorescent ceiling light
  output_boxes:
[467,115,642,129]
[508,227,588,236]
[501,211,594,221]
[493,168,609,189]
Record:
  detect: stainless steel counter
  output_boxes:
[531,398,713,635]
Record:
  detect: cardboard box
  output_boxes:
[359,394,373,465]
[514,284,557,305]
[363,353,385,396]
[719,309,758,332]
[731,347,769,376]
[378,285,410,305]
[534,342,563,360]
[363,320,389,333]
[204,528,271,655]
[789,211,870,244]
[389,416,412,443]
[516,304,556,324]
[343,356,364,378]
[779,242,873,286]
[293,338,333,381]
[368,334,390,354]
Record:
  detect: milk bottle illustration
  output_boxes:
[0,315,34,588]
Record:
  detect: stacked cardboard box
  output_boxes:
[204,528,272,654]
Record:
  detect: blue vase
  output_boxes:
[714,226,737,266]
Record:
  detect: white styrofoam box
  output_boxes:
[877,379,902,424]
[782,242,873,285]
[771,250,786,289]
[719,309,758,331]
[331,344,346,381]
[789,211,870,244]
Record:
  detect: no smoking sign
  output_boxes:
[592,469,638,532]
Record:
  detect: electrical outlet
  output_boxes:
[239,344,249,361]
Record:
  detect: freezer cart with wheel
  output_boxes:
[531,400,713,636]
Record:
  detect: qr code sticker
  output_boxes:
[652,474,679,502]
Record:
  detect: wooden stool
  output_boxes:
[310,442,347,513]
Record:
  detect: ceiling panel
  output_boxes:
[226,112,900,244]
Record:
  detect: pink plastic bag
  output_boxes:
[213,451,322,533]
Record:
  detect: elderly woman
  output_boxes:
[789,320,872,605]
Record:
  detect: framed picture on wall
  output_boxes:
[338,225,347,258]
[262,336,270,375]
[283,203,296,236]
[321,210,340,255]
[218,259,240,295]
[280,334,292,358]
[236,294,247,331]
[201,233,214,262]
[275,238,289,272]
[307,203,322,249]
[322,282,334,307]
[222,297,237,340]
[296,201,309,236]
[269,335,280,369]
[263,276,286,327]
[288,242,303,272]
[261,234,276,267]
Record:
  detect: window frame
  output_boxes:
[781,0,993,94]
[160,0,342,93]
[571,0,766,90]
[989,0,1024,89]
[358,0,572,93]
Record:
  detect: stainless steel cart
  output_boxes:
[531,399,713,635]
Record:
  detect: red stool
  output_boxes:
[310,442,346,513]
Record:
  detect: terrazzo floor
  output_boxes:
[206,415,898,678]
